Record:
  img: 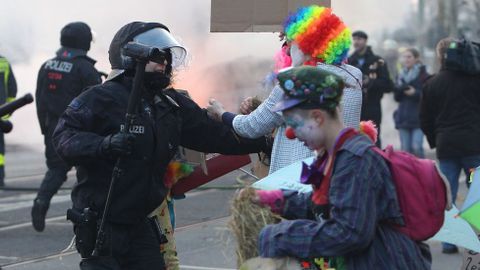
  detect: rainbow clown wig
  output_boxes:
[283,5,351,65]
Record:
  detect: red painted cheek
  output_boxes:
[285,127,297,139]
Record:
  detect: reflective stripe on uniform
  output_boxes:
[0,59,14,120]
[0,58,10,93]
[0,154,4,166]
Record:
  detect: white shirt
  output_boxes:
[232,64,363,174]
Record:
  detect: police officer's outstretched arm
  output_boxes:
[172,91,267,154]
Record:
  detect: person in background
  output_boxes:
[348,30,393,148]
[420,37,480,254]
[0,54,17,187]
[393,48,428,158]
[32,22,102,232]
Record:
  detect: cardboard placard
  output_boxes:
[462,232,480,269]
[210,0,331,32]
[171,154,251,196]
[177,147,208,175]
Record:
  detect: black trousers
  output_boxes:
[36,123,71,203]
[78,219,165,270]
[0,132,4,185]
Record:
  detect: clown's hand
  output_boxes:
[240,97,254,115]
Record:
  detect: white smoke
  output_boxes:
[0,0,413,148]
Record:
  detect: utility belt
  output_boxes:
[67,208,168,258]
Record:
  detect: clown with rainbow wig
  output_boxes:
[207,5,362,177]
[283,5,352,65]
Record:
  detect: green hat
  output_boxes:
[272,66,345,112]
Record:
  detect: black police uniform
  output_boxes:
[52,76,267,269]
[33,22,101,232]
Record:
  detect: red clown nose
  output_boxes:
[285,127,296,139]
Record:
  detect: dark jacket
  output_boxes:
[348,47,393,124]
[420,69,480,158]
[52,78,267,224]
[393,65,429,129]
[0,55,17,106]
[36,47,101,134]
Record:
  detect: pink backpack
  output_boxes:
[373,146,452,241]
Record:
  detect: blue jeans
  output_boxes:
[438,155,480,250]
[398,128,424,158]
[438,155,480,204]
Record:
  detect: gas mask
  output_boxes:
[144,71,171,91]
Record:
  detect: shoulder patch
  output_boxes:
[68,98,85,110]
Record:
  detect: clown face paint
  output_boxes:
[283,109,326,151]
[290,43,307,67]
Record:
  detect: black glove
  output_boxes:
[98,132,135,158]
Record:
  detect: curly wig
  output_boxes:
[283,5,351,65]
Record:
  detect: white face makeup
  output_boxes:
[290,43,307,67]
[283,109,325,151]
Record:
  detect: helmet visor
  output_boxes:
[133,27,187,68]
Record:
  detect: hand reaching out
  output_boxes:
[240,97,254,115]
[206,98,226,122]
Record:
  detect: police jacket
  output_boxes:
[53,77,267,224]
[36,47,101,134]
[348,47,393,124]
[420,69,480,158]
[0,55,17,106]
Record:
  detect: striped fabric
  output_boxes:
[258,135,431,270]
[232,64,363,174]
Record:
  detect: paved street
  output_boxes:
[0,140,469,270]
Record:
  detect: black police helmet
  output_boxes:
[60,22,93,51]
[108,21,186,71]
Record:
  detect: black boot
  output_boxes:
[31,199,49,232]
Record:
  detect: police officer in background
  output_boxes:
[32,22,101,232]
[52,22,267,269]
[0,54,17,187]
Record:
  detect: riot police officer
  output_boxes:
[52,22,267,270]
[32,22,102,232]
